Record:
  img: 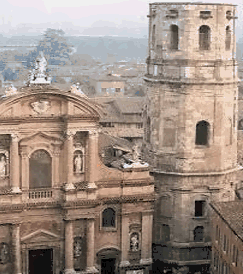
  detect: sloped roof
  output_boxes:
[113,97,145,114]
[99,132,133,153]
[211,201,243,241]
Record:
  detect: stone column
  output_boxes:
[65,131,75,190]
[120,213,130,267]
[64,220,75,274]
[10,134,21,193]
[12,224,22,274]
[140,212,153,265]
[86,218,98,273]
[88,130,99,189]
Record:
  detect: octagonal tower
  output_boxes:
[143,2,239,274]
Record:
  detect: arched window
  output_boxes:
[170,25,179,50]
[102,208,116,228]
[194,226,204,242]
[29,149,52,189]
[199,25,211,50]
[225,26,231,50]
[195,121,210,146]
[238,119,243,130]
[152,25,156,48]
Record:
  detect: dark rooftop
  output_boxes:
[211,201,243,241]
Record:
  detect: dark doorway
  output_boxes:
[29,248,53,274]
[101,258,116,274]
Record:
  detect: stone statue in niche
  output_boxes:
[130,232,139,252]
[0,155,6,177]
[74,152,83,173]
[0,243,9,264]
[74,237,83,258]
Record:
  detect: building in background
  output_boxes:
[210,201,243,274]
[143,2,238,274]
[95,73,125,95]
[92,97,144,150]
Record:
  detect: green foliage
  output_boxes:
[37,28,73,61]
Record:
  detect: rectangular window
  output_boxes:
[101,88,106,93]
[223,235,227,251]
[115,88,120,92]
[195,200,206,217]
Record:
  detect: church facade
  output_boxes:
[143,2,239,274]
[0,57,154,274]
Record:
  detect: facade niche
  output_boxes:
[170,25,179,50]
[29,149,52,189]
[225,26,231,50]
[199,25,211,50]
[195,120,210,146]
[163,119,176,147]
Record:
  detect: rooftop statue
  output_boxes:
[4,84,18,97]
[29,52,51,85]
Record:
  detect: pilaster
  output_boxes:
[10,134,21,193]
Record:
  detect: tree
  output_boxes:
[37,28,73,62]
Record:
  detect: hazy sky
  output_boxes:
[1,0,243,37]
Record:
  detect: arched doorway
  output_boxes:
[97,248,120,274]
[29,149,52,189]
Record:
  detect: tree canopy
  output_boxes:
[37,28,73,60]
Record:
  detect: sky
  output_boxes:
[1,0,243,38]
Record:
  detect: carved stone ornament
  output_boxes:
[31,100,51,114]
[0,243,10,264]
[130,232,139,252]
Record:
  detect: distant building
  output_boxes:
[210,201,243,274]
[95,74,125,94]
[91,97,144,149]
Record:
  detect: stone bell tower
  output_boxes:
[143,2,238,274]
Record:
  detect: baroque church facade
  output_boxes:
[143,2,239,274]
[0,54,154,274]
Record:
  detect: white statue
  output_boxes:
[74,153,83,173]
[130,233,139,251]
[74,238,82,258]
[0,156,6,177]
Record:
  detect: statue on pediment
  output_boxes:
[29,52,51,85]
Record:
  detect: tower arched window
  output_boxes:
[102,208,116,228]
[199,25,211,50]
[152,25,156,48]
[170,25,179,50]
[225,26,231,50]
[29,149,52,189]
[195,121,210,146]
[194,226,204,242]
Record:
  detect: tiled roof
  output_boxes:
[113,97,145,114]
[99,132,133,152]
[211,201,243,241]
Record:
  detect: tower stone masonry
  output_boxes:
[143,2,239,274]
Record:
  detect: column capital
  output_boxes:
[89,129,99,137]
[66,130,76,140]
[11,134,19,142]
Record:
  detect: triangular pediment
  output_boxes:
[21,229,60,243]
[0,88,103,119]
[20,132,63,146]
